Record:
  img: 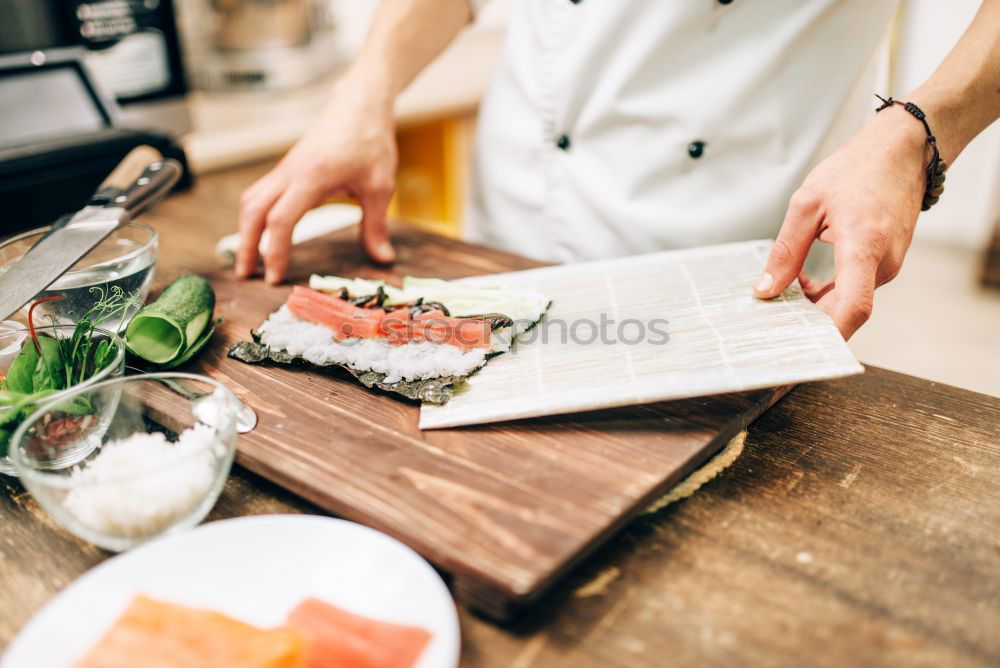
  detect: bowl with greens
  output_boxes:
[9,373,238,551]
[0,290,132,475]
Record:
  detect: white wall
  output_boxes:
[893,0,1000,249]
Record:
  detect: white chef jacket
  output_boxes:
[466,0,899,264]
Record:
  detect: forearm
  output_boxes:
[343,0,473,106]
[906,0,1000,164]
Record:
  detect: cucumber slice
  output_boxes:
[308,274,411,305]
[402,276,551,326]
[160,319,218,369]
[126,275,215,364]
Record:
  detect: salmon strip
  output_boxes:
[381,308,491,351]
[289,287,491,351]
[285,597,431,668]
[76,595,304,668]
[287,286,385,340]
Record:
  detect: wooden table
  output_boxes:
[3,163,999,666]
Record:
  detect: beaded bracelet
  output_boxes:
[875,94,947,211]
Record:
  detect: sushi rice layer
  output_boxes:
[258,306,489,383]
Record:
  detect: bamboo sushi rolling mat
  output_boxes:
[421,240,862,428]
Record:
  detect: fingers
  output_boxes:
[359,190,396,265]
[754,190,822,299]
[262,181,325,284]
[236,174,283,279]
[816,241,879,340]
[798,270,835,302]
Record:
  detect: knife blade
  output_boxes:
[0,206,128,322]
[0,146,182,321]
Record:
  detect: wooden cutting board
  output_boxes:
[186,227,788,620]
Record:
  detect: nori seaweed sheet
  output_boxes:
[227,334,467,405]
[226,300,551,406]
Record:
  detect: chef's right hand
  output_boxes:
[236,72,398,284]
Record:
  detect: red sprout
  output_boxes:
[27,296,64,353]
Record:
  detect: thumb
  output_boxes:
[359,191,395,265]
[755,192,821,299]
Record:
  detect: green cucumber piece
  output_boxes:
[126,275,215,364]
[160,319,218,369]
[308,274,411,305]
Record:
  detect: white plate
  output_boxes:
[2,515,460,668]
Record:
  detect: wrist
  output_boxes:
[901,87,965,164]
[870,94,950,211]
[870,103,929,158]
[335,60,397,114]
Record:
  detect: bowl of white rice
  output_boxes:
[9,373,239,552]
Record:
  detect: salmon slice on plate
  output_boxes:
[286,597,431,668]
[75,595,304,668]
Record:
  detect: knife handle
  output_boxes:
[91,145,165,205]
[114,158,184,218]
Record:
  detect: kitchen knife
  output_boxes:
[0,146,183,321]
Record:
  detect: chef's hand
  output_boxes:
[236,72,398,284]
[753,105,928,339]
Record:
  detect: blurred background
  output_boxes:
[0,0,996,395]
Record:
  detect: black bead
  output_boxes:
[556,134,572,151]
[718,0,734,4]
[687,140,705,159]
[569,0,583,4]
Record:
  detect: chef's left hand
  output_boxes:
[753,106,929,339]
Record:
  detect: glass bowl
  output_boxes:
[0,222,157,331]
[9,373,238,552]
[0,323,126,476]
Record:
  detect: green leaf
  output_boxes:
[51,394,94,416]
[0,388,89,457]
[91,339,113,375]
[5,342,38,394]
[0,390,29,405]
[0,405,24,429]
[0,389,60,428]
[32,335,65,392]
[0,424,12,458]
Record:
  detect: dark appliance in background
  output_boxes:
[0,2,191,237]
[0,48,189,237]
[0,0,191,135]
